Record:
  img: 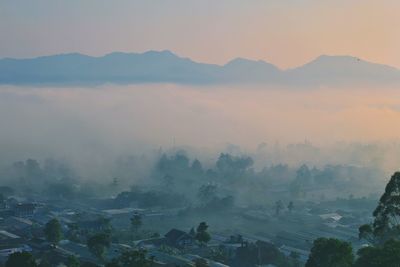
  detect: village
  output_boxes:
[0,184,374,267]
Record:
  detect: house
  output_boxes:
[28,238,52,251]
[148,250,194,267]
[77,218,111,233]
[1,216,33,237]
[0,230,31,264]
[0,230,23,247]
[58,240,95,263]
[135,237,167,249]
[165,229,195,248]
[102,207,145,217]
[219,243,242,260]
[13,203,36,217]
[0,209,13,218]
[183,254,230,267]
[318,213,342,222]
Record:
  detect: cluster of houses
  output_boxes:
[0,191,372,267]
[0,194,231,266]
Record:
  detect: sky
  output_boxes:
[1,0,399,69]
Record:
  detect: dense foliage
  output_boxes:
[305,238,354,267]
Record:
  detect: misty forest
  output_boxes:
[2,1,400,267]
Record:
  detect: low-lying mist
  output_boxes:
[1,83,400,180]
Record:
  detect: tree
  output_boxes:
[297,164,312,184]
[290,251,301,267]
[198,184,217,203]
[359,172,400,244]
[106,249,153,267]
[66,255,80,267]
[6,252,37,267]
[96,217,112,233]
[372,172,400,241]
[195,222,211,245]
[355,239,400,267]
[216,153,253,178]
[44,218,62,246]
[305,238,354,267]
[66,222,80,242]
[290,164,312,197]
[130,213,142,235]
[162,174,174,189]
[87,232,111,261]
[358,224,374,244]
[191,159,203,174]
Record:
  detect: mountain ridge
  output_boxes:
[0,51,399,86]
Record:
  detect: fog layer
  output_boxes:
[1,84,400,174]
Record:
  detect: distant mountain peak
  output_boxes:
[301,54,400,71]
[226,57,271,65]
[0,51,399,86]
[224,57,279,73]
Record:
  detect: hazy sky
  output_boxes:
[1,0,399,69]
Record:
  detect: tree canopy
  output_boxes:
[87,232,111,261]
[6,252,37,267]
[305,238,354,267]
[195,222,211,245]
[355,239,400,267]
[359,172,400,244]
[130,213,142,234]
[44,218,62,245]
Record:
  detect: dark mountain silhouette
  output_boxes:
[285,55,400,86]
[0,51,399,86]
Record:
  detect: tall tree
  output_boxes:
[305,238,354,267]
[359,172,400,244]
[195,222,211,246]
[87,232,111,261]
[130,213,142,235]
[191,159,204,174]
[44,218,62,246]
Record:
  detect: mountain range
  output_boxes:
[1,50,399,86]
